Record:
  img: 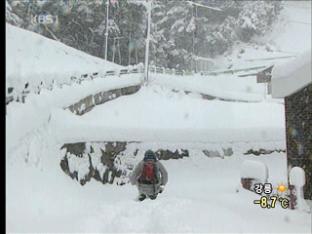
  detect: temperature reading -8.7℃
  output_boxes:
[253,183,290,209]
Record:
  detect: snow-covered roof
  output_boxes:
[271,50,311,98]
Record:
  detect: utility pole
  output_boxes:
[112,37,116,63]
[144,0,152,82]
[192,2,198,73]
[104,0,110,60]
[187,1,222,73]
[128,0,152,82]
[128,32,132,66]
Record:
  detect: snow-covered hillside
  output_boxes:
[6,23,122,90]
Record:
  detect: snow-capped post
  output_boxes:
[144,0,152,83]
[289,167,309,211]
[104,0,110,60]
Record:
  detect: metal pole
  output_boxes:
[112,37,116,63]
[192,2,196,73]
[144,0,152,82]
[188,1,222,73]
[104,0,109,60]
[194,4,198,73]
[118,38,121,64]
[128,33,132,66]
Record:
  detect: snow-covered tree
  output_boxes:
[6,0,282,68]
[236,1,283,41]
[6,0,23,26]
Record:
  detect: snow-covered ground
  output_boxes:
[7,76,310,232]
[6,134,311,233]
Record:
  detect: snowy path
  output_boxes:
[81,153,309,233]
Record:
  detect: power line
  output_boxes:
[287,20,311,25]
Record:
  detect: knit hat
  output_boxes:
[144,150,157,161]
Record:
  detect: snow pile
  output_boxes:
[66,152,91,181]
[240,160,268,183]
[6,23,122,91]
[289,167,310,212]
[289,167,306,187]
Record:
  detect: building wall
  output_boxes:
[285,83,312,199]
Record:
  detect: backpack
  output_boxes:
[139,160,158,184]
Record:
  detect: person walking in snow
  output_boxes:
[130,150,168,201]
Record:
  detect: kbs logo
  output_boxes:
[31,13,58,25]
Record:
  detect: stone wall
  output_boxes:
[60,142,190,186]
[59,141,287,186]
[60,142,128,185]
[66,85,141,115]
[285,83,312,199]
